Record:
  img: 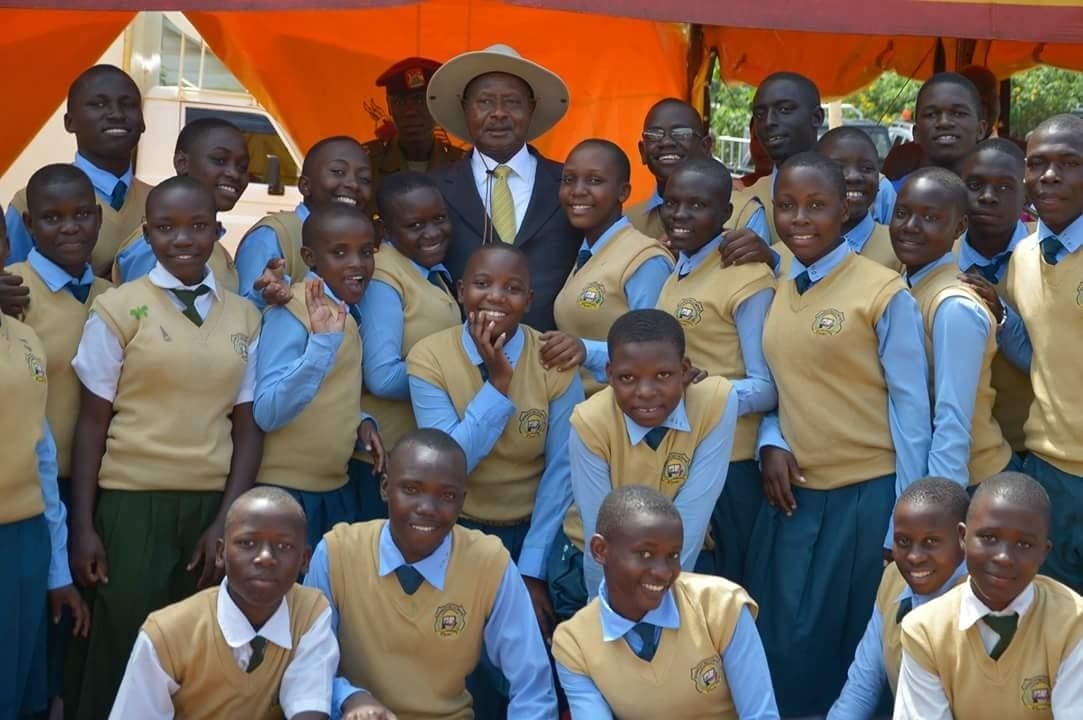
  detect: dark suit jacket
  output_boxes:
[431,146,579,331]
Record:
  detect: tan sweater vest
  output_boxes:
[0,317,48,523]
[775,221,903,275]
[358,243,461,463]
[8,261,110,477]
[407,326,576,523]
[240,210,306,285]
[1005,233,1083,474]
[626,198,665,239]
[731,174,776,244]
[553,224,671,396]
[562,377,732,548]
[143,584,328,720]
[326,521,507,720]
[656,254,773,461]
[763,252,905,489]
[553,573,756,720]
[112,226,239,294]
[901,577,1083,720]
[952,235,1034,452]
[258,285,361,492]
[93,278,260,491]
[12,179,152,277]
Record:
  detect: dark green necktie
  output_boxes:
[794,270,813,295]
[574,249,592,273]
[630,622,658,661]
[246,636,267,673]
[110,180,128,211]
[896,597,914,624]
[171,285,210,326]
[984,612,1019,660]
[67,282,91,304]
[643,426,669,451]
[427,269,452,294]
[1040,236,1064,266]
[395,565,424,595]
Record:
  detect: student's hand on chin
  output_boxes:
[71,527,109,588]
[959,272,1004,324]
[342,691,399,720]
[720,228,774,269]
[760,446,805,517]
[468,312,513,394]
[254,258,292,307]
[682,365,708,387]
[539,331,586,371]
[358,419,387,475]
[187,521,225,589]
[0,269,31,318]
[48,585,91,638]
[305,278,347,334]
[522,576,557,644]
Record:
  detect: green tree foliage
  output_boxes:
[1010,66,1083,137]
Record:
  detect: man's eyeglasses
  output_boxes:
[642,127,702,143]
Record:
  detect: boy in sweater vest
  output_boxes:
[656,156,776,583]
[829,477,969,719]
[6,65,148,276]
[66,176,262,719]
[113,117,250,292]
[751,152,931,716]
[896,472,1083,719]
[957,140,1034,454]
[111,487,337,719]
[553,486,779,720]
[407,244,584,641]
[236,136,373,308]
[548,309,738,617]
[356,171,462,519]
[891,167,1018,487]
[548,140,673,397]
[254,205,384,550]
[305,429,557,720]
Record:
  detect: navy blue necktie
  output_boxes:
[895,597,914,624]
[644,426,668,451]
[477,363,489,383]
[395,565,424,595]
[347,304,363,329]
[427,269,452,294]
[794,271,813,295]
[1040,236,1064,266]
[968,256,1010,285]
[67,282,91,303]
[574,249,592,273]
[631,622,659,661]
[109,181,127,211]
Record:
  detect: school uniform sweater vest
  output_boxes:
[552,573,756,720]
[92,278,260,492]
[553,225,671,396]
[775,223,903,275]
[562,377,733,549]
[258,285,361,493]
[112,227,239,294]
[8,262,110,477]
[951,236,1033,453]
[901,577,1083,720]
[1005,234,1083,474]
[763,253,905,489]
[358,244,461,462]
[626,198,665,239]
[12,179,152,277]
[656,258,773,461]
[731,174,776,244]
[241,211,306,285]
[325,522,507,720]
[142,584,328,720]
[911,263,1011,484]
[407,326,576,523]
[0,316,48,523]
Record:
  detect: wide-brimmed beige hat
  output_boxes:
[427,44,570,144]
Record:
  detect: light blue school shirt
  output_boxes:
[827,561,967,720]
[235,202,309,308]
[641,189,663,216]
[16,418,72,591]
[844,212,879,255]
[305,522,556,720]
[5,153,134,264]
[357,248,453,400]
[556,578,780,720]
[999,216,1083,373]
[577,216,674,382]
[571,390,739,597]
[756,241,931,547]
[956,220,1030,282]
[672,233,777,416]
[407,324,584,579]
[114,225,227,285]
[27,249,95,296]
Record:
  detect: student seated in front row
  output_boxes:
[304,428,557,719]
[553,486,779,719]
[828,477,969,720]
[110,487,338,719]
[895,472,1083,719]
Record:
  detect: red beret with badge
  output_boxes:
[376,57,442,96]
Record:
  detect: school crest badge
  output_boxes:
[1020,675,1051,711]
[230,333,249,360]
[661,452,690,487]
[518,409,547,438]
[129,305,149,320]
[25,351,46,383]
[691,656,724,694]
[675,298,703,326]
[434,603,467,637]
[576,282,606,309]
[1076,282,1083,306]
[812,309,844,335]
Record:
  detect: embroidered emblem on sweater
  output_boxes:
[130,305,149,320]
[519,409,546,438]
[231,333,249,360]
[1021,675,1051,710]
[434,603,466,637]
[675,298,703,326]
[576,282,605,309]
[812,309,844,335]
[661,452,690,487]
[691,656,723,693]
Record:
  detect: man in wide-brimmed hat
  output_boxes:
[428,43,579,332]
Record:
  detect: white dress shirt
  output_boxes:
[72,263,259,404]
[894,581,1083,719]
[470,145,538,234]
[109,579,337,719]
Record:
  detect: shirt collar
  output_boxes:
[471,144,533,180]
[27,249,94,292]
[843,212,877,253]
[898,561,968,607]
[623,399,691,445]
[296,202,311,223]
[377,521,452,591]
[644,190,664,214]
[73,152,133,199]
[303,270,360,311]
[580,216,631,255]
[598,578,680,642]
[460,322,525,366]
[958,579,1036,632]
[1038,214,1083,254]
[217,578,293,651]
[905,251,956,287]
[386,244,450,277]
[958,220,1029,271]
[675,234,724,276]
[149,262,222,300]
[789,240,851,281]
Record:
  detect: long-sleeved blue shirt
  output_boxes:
[31,420,72,590]
[234,203,309,308]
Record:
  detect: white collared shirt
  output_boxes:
[109,579,337,719]
[470,145,538,234]
[72,263,259,404]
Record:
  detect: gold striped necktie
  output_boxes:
[490,164,516,244]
